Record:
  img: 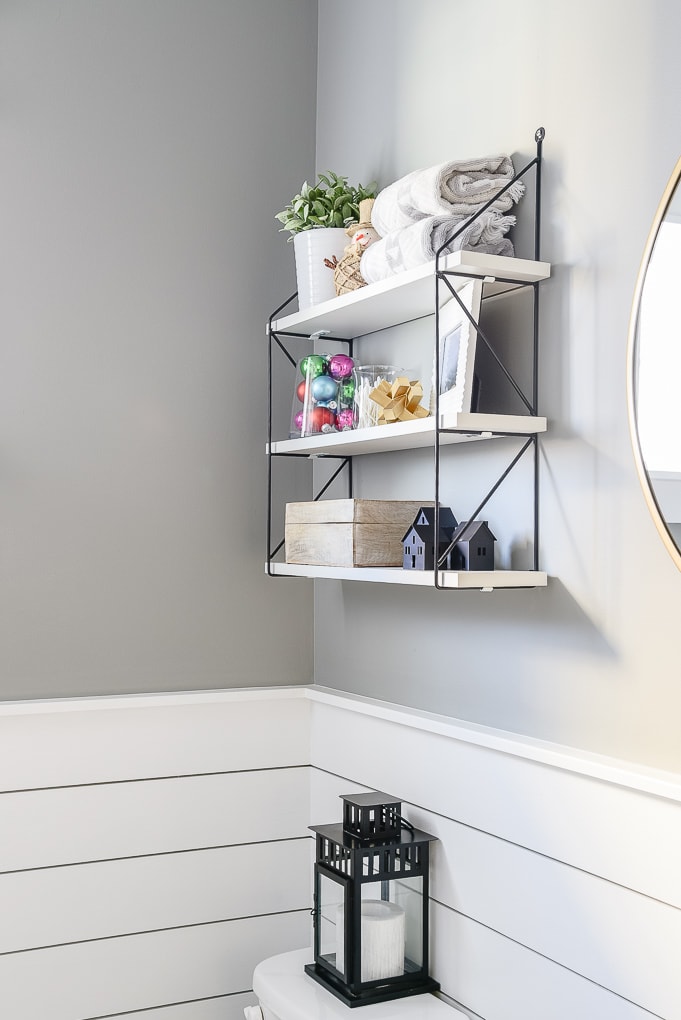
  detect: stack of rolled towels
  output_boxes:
[360,153,524,285]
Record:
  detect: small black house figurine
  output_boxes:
[449,520,496,571]
[402,506,457,570]
[403,508,496,571]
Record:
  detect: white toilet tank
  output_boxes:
[247,949,467,1020]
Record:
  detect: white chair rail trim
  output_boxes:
[1,682,678,802]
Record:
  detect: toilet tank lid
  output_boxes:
[252,949,466,1020]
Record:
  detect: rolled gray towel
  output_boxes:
[360,211,515,284]
[372,155,524,236]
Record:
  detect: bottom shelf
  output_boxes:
[266,563,548,590]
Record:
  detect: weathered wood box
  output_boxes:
[285,499,432,567]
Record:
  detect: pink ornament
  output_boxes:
[328,354,354,381]
[336,408,354,431]
[294,410,304,431]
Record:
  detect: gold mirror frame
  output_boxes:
[627,154,681,572]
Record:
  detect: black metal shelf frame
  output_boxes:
[266,127,545,587]
[267,309,355,573]
[432,126,544,589]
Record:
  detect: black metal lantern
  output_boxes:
[305,791,439,1008]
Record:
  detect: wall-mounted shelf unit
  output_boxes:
[266,128,549,591]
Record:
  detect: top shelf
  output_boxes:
[269,250,551,340]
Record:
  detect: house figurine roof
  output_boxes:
[450,519,496,544]
[401,505,458,542]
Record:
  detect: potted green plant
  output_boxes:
[276,172,377,310]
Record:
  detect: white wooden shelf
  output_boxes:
[266,562,548,590]
[269,250,550,339]
[269,411,547,458]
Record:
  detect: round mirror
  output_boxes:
[628,156,681,570]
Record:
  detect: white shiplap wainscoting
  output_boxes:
[1,686,680,1020]
[308,689,681,1020]
[0,690,312,1020]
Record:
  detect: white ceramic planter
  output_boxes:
[293,227,347,310]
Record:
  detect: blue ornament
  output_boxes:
[311,375,339,403]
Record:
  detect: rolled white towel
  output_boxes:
[372,155,524,236]
[360,211,515,284]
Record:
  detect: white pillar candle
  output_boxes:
[336,900,405,981]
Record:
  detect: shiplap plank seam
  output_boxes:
[431,905,659,1020]
[1,841,311,956]
[0,693,311,791]
[433,898,663,1019]
[83,991,252,1020]
[0,908,310,958]
[0,834,311,877]
[312,764,668,902]
[0,768,311,871]
[0,910,311,1019]
[0,762,309,797]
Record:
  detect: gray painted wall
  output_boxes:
[0,0,317,698]
[313,0,681,772]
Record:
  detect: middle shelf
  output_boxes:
[268,411,547,458]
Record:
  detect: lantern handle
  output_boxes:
[397,813,414,836]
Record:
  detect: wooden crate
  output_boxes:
[285,499,431,567]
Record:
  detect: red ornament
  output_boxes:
[310,406,336,431]
[296,380,308,402]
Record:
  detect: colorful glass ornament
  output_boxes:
[310,406,336,431]
[339,379,355,404]
[328,353,354,381]
[311,375,338,403]
[336,407,354,430]
[300,354,327,379]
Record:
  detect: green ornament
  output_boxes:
[340,379,355,404]
[300,354,327,379]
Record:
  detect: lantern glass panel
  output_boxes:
[358,873,423,978]
[319,871,346,978]
[392,876,423,969]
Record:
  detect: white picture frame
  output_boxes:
[430,278,483,416]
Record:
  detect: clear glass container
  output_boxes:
[290,353,356,438]
[352,365,403,429]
